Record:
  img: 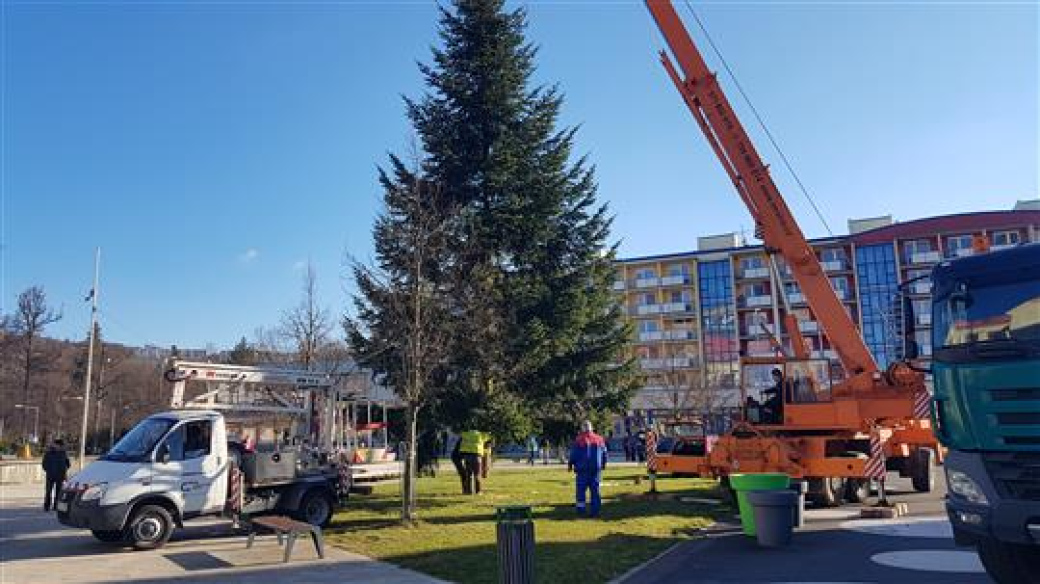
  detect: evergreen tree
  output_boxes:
[407,0,638,438]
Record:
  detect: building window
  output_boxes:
[903,239,935,262]
[820,248,847,264]
[638,320,659,333]
[669,290,692,304]
[830,277,850,296]
[945,234,973,258]
[740,256,765,271]
[743,282,768,298]
[783,281,802,295]
[698,260,738,393]
[635,267,657,280]
[992,230,1020,247]
[855,243,902,368]
[638,292,656,306]
[667,263,690,277]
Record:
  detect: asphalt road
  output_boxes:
[620,475,993,584]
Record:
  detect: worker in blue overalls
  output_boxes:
[568,420,608,517]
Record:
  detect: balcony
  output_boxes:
[952,247,974,258]
[664,329,696,341]
[639,357,699,370]
[612,280,625,291]
[743,295,773,308]
[910,281,932,295]
[916,312,932,326]
[787,292,806,304]
[832,288,849,300]
[745,323,770,336]
[742,267,770,279]
[660,274,691,286]
[638,331,664,342]
[747,347,777,358]
[634,277,660,288]
[909,250,941,264]
[991,243,1018,252]
[798,320,819,333]
[661,302,694,314]
[813,349,839,360]
[635,304,662,316]
[821,260,847,272]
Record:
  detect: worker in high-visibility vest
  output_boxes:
[456,429,491,495]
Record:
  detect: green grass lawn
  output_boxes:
[325,466,730,584]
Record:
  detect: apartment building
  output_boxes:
[615,202,1040,423]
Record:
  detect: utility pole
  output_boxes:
[78,248,100,471]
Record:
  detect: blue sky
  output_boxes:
[2,0,1037,349]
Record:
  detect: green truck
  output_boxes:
[917,242,1039,583]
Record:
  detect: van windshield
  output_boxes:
[102,417,175,462]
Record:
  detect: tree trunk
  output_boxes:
[401,404,419,523]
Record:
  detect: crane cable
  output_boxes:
[681,0,834,236]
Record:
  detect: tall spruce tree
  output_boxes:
[406,0,638,438]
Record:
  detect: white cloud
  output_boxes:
[239,248,259,263]
[292,259,307,271]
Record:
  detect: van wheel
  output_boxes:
[91,529,125,544]
[295,489,334,527]
[125,504,174,550]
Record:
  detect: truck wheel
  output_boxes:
[844,478,871,504]
[91,529,125,544]
[295,489,334,527]
[978,538,1040,584]
[910,448,935,493]
[125,504,174,550]
[808,477,844,507]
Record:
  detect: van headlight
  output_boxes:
[946,470,988,505]
[80,483,108,502]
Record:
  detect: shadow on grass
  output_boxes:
[381,533,676,584]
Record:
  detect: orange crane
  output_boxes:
[645,0,940,504]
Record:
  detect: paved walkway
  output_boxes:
[0,483,445,584]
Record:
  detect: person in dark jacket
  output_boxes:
[41,439,71,512]
[568,421,608,517]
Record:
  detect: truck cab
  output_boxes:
[927,242,1040,583]
[58,410,230,549]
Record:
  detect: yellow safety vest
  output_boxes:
[459,431,488,455]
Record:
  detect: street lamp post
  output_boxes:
[14,404,40,443]
[79,247,101,471]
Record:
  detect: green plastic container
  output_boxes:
[728,473,790,536]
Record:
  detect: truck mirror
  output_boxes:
[157,444,171,464]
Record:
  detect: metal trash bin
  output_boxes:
[789,479,808,528]
[747,490,799,547]
[496,505,535,584]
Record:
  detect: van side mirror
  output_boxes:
[905,339,920,360]
[157,444,170,464]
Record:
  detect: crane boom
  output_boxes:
[645,0,878,375]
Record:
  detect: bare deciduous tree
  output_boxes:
[9,286,62,437]
[279,263,334,369]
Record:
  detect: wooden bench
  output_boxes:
[246,516,324,563]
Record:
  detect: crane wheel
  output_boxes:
[808,477,845,507]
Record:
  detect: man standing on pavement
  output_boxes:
[457,429,490,495]
[41,439,70,512]
[568,421,607,517]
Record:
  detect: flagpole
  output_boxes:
[78,247,100,471]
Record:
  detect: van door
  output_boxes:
[154,419,228,517]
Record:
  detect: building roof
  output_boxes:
[617,208,1040,263]
[852,210,1040,245]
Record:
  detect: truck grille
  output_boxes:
[987,387,1040,448]
[983,452,1040,501]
